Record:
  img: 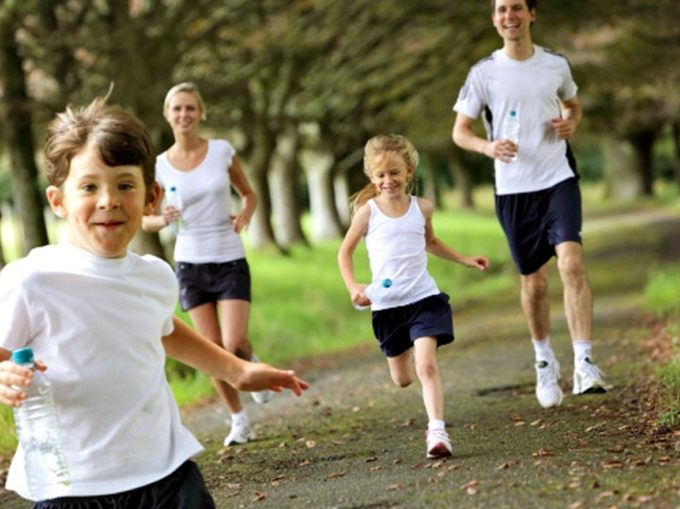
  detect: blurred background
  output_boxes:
[0,0,678,263]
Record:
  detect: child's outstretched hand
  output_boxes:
[465,256,490,272]
[0,359,46,408]
[236,362,309,396]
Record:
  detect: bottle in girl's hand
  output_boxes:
[353,278,393,311]
[11,347,72,501]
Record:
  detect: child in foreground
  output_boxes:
[338,134,488,459]
[0,96,308,508]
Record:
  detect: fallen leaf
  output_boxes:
[601,459,623,469]
[305,440,316,448]
[387,483,402,491]
[461,480,481,490]
[327,471,345,478]
[533,447,554,457]
[252,490,266,501]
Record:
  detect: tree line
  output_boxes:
[0,0,678,265]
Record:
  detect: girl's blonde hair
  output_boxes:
[348,134,419,215]
[163,82,207,121]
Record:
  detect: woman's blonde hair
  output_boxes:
[163,82,207,121]
[348,134,419,215]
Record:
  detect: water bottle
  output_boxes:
[501,110,520,162]
[11,347,72,500]
[166,186,183,235]
[353,278,392,311]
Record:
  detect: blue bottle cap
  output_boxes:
[382,278,392,288]
[12,347,34,365]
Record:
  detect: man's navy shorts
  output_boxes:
[495,177,583,276]
[176,258,251,311]
[33,460,215,509]
[371,292,454,358]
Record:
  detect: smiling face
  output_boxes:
[368,151,413,198]
[492,0,535,44]
[46,144,160,258]
[164,90,203,136]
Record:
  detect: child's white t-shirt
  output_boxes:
[156,139,246,263]
[0,242,203,500]
[365,196,439,311]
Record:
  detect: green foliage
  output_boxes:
[0,406,16,452]
[654,326,680,428]
[644,267,680,428]
[644,267,680,320]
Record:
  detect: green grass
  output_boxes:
[643,266,680,427]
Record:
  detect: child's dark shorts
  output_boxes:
[176,258,251,311]
[371,292,454,358]
[495,177,583,276]
[33,460,215,509]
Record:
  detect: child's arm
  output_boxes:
[338,204,372,308]
[163,317,309,396]
[419,198,489,271]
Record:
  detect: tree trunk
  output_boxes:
[241,125,282,252]
[270,125,307,249]
[672,121,680,193]
[448,151,475,210]
[628,130,656,197]
[301,146,344,242]
[602,137,641,199]
[0,19,49,255]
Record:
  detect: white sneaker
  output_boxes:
[224,419,255,446]
[426,429,453,459]
[535,359,563,408]
[250,354,273,404]
[573,357,606,395]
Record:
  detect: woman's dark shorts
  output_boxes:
[176,258,251,311]
[371,292,454,358]
[33,460,215,509]
[495,177,583,276]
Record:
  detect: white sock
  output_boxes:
[573,340,592,364]
[532,335,556,363]
[428,420,446,432]
[230,410,248,425]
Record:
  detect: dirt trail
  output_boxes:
[2,210,679,509]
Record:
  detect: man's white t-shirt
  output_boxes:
[454,45,578,195]
[0,242,203,500]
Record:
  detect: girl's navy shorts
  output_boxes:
[371,292,454,358]
[33,460,215,509]
[176,258,251,311]
[495,177,583,276]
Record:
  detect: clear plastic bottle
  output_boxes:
[166,186,183,235]
[501,110,520,162]
[11,347,72,500]
[353,278,393,311]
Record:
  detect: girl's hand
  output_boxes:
[350,284,372,308]
[466,256,490,272]
[230,213,251,234]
